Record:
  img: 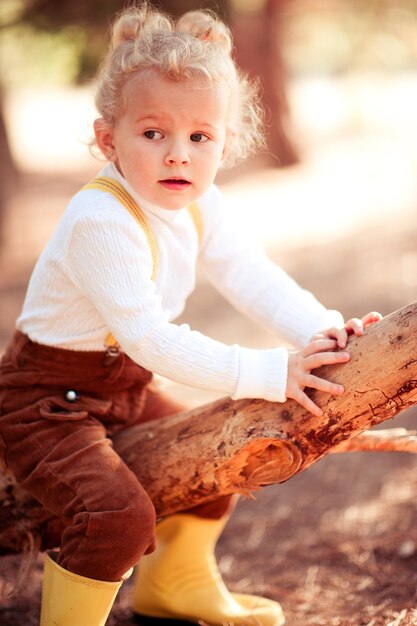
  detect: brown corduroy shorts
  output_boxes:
[0,331,232,581]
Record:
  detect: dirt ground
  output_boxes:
[1,151,417,626]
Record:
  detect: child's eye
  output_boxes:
[144,130,164,140]
[190,133,209,143]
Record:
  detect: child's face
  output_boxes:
[95,71,229,210]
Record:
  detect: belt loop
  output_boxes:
[103,346,121,370]
[105,346,120,358]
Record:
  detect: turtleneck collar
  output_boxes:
[100,162,186,223]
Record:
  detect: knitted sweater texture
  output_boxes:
[17,163,343,402]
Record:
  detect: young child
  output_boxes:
[0,5,381,626]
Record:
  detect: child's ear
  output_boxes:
[94,118,117,161]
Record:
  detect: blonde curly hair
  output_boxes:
[94,3,265,168]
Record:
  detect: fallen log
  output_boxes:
[2,301,417,556]
[331,428,417,454]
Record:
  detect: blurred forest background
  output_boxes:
[1,1,417,625]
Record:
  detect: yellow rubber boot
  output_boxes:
[40,552,125,626]
[132,514,285,626]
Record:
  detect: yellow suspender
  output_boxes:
[187,201,203,246]
[82,175,203,348]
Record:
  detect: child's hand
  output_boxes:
[286,338,350,417]
[312,311,382,349]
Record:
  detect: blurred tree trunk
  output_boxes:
[0,90,18,248]
[233,0,299,166]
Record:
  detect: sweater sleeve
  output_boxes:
[65,207,289,402]
[198,186,344,348]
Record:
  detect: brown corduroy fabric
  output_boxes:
[0,331,233,582]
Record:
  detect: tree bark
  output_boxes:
[331,428,417,454]
[2,302,417,555]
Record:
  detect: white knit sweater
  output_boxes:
[17,163,344,402]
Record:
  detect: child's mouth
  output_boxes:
[159,178,191,191]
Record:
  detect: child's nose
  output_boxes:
[165,141,191,166]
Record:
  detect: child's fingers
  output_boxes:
[327,326,349,348]
[292,375,344,416]
[345,317,363,336]
[292,388,323,417]
[302,338,338,357]
[362,311,382,327]
[345,312,383,336]
[304,374,344,395]
[306,350,350,369]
